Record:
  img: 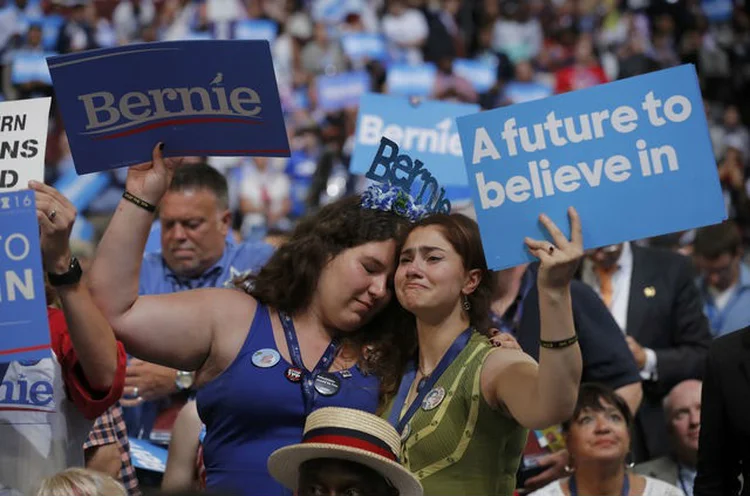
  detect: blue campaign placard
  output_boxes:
[350,93,479,185]
[47,40,290,175]
[233,19,278,42]
[128,438,168,473]
[341,33,388,63]
[453,58,497,94]
[386,63,437,97]
[456,64,726,270]
[0,191,51,362]
[316,71,370,112]
[11,51,54,85]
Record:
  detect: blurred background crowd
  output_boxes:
[2,0,750,494]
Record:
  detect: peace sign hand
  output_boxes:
[525,207,584,291]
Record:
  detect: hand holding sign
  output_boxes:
[29,180,76,273]
[127,143,184,205]
[527,207,583,292]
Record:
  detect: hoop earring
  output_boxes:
[625,452,635,469]
[462,294,471,311]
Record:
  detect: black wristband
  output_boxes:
[122,191,156,213]
[539,335,578,349]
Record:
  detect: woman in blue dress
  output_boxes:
[88,144,415,496]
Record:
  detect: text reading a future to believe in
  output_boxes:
[470,90,692,209]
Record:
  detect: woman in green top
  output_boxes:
[388,209,584,496]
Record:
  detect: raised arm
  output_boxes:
[87,144,235,371]
[31,181,124,391]
[483,208,583,429]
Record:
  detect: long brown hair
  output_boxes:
[401,213,493,334]
[234,196,414,407]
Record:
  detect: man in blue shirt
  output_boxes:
[120,162,274,441]
[693,221,750,337]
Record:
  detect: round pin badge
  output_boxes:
[401,423,411,442]
[251,348,281,368]
[285,367,303,383]
[314,372,341,396]
[421,386,446,411]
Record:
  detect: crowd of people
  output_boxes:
[2,0,750,495]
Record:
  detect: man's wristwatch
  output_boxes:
[175,371,195,391]
[47,257,82,287]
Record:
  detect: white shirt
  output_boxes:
[381,9,428,64]
[582,242,634,331]
[582,243,658,380]
[529,475,685,496]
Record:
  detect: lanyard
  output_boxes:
[388,327,473,435]
[279,310,339,415]
[704,287,744,332]
[569,473,629,496]
[677,463,693,496]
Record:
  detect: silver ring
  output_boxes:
[132,386,139,398]
[48,210,56,221]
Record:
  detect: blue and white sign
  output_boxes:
[233,19,277,42]
[53,168,111,211]
[341,33,388,63]
[702,0,733,22]
[351,93,479,185]
[129,438,168,473]
[456,64,726,270]
[386,63,436,97]
[11,51,54,85]
[47,40,290,175]
[0,191,50,362]
[503,81,553,105]
[316,71,370,112]
[453,59,497,94]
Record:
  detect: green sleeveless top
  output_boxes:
[385,332,528,496]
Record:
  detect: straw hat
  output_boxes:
[268,407,422,496]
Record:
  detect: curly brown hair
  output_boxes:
[234,196,416,410]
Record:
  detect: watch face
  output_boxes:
[176,372,194,390]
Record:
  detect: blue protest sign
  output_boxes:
[40,15,64,51]
[456,64,726,270]
[503,81,553,105]
[53,168,111,211]
[128,438,168,473]
[316,71,370,112]
[233,19,277,42]
[350,93,479,185]
[11,51,54,85]
[453,59,497,94]
[702,0,733,22]
[0,191,50,362]
[47,40,290,175]
[341,33,388,63]
[386,63,436,97]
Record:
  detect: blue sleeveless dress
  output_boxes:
[195,304,380,496]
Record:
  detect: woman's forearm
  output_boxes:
[535,286,583,424]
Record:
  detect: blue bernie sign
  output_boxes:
[0,191,50,362]
[316,71,370,112]
[456,64,726,270]
[351,93,479,185]
[47,40,290,175]
[386,63,436,97]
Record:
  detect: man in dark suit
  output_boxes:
[581,242,712,462]
[694,327,750,496]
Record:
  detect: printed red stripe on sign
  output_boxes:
[175,149,289,154]
[0,343,49,356]
[92,116,263,140]
[303,434,397,461]
[0,406,55,413]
